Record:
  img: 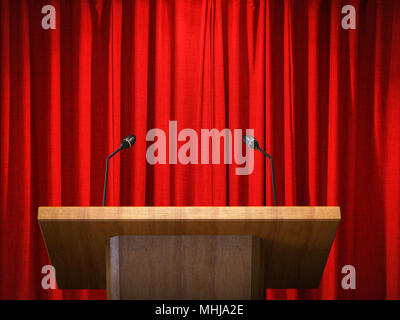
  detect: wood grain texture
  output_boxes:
[38,206,340,289]
[107,236,264,300]
[38,206,340,220]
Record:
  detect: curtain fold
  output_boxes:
[0,0,399,299]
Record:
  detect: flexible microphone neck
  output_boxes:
[257,146,277,206]
[243,135,277,206]
[255,146,272,159]
[102,147,122,206]
[102,135,136,206]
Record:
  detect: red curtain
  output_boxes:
[1,0,399,300]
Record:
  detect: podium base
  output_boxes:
[106,235,265,300]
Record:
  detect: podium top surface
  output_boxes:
[38,206,340,221]
[38,206,340,290]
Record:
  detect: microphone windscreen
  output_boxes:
[120,134,136,149]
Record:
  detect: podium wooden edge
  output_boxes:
[38,206,341,221]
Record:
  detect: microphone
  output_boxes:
[244,135,259,150]
[102,135,136,206]
[120,134,136,150]
[243,135,277,206]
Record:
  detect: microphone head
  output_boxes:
[120,134,136,149]
[243,135,259,149]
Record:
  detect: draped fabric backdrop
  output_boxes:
[0,0,399,300]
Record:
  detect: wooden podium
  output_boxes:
[38,206,340,299]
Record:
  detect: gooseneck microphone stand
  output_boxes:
[255,146,277,206]
[102,135,136,206]
[102,147,123,206]
[243,135,277,206]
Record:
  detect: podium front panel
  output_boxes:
[38,206,340,289]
